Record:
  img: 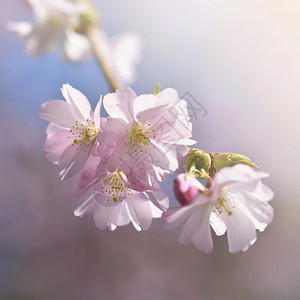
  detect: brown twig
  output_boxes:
[85,24,123,91]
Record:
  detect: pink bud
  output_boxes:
[174,173,199,206]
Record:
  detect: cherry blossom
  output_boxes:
[73,163,169,231]
[98,87,195,189]
[39,84,102,180]
[163,164,274,253]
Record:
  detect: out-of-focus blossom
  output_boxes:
[173,173,203,206]
[108,33,143,85]
[7,0,90,61]
[7,1,144,83]
[163,164,274,254]
[73,163,169,231]
[98,87,195,189]
[39,84,102,180]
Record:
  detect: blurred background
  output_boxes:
[1,0,300,299]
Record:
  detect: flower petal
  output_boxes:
[163,204,197,231]
[156,88,180,107]
[58,144,91,180]
[133,94,169,119]
[179,205,212,251]
[43,131,70,152]
[145,190,169,211]
[101,117,128,145]
[103,87,137,122]
[74,190,96,217]
[81,155,101,181]
[149,201,164,218]
[106,143,128,173]
[252,181,274,202]
[124,202,141,231]
[61,84,92,121]
[210,211,226,236]
[94,96,102,129]
[235,192,274,232]
[221,206,257,253]
[191,209,214,254]
[116,203,131,227]
[44,131,70,163]
[126,194,153,231]
[93,202,123,231]
[46,122,66,136]
[215,164,270,188]
[39,100,77,128]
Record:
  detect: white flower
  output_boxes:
[163,164,274,253]
[7,0,90,61]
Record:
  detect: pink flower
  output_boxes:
[173,173,203,206]
[98,87,195,189]
[73,163,169,231]
[39,84,102,180]
[163,164,274,253]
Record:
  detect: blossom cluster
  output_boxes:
[39,84,194,231]
[14,0,274,255]
[39,84,274,253]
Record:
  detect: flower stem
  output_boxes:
[86,24,123,91]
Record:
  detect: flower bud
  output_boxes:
[186,149,211,179]
[211,153,258,172]
[174,173,200,206]
[153,84,161,95]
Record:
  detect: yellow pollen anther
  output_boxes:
[68,119,99,151]
[103,171,131,203]
[127,122,154,149]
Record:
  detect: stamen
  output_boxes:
[67,119,99,151]
[126,121,156,153]
[214,188,234,216]
[103,172,132,203]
